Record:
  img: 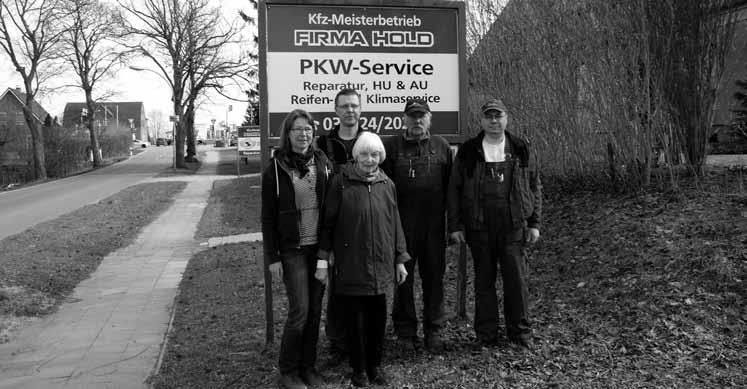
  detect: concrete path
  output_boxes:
[0,151,235,388]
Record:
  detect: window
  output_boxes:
[0,112,6,126]
[16,112,25,125]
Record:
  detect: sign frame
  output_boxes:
[257,0,468,344]
[259,0,467,164]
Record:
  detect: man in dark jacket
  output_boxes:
[447,98,542,350]
[316,88,364,171]
[381,98,452,352]
[315,88,364,364]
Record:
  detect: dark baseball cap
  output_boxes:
[481,98,507,114]
[404,98,430,115]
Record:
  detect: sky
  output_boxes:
[0,0,255,138]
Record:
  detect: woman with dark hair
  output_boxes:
[315,131,410,387]
[261,109,334,389]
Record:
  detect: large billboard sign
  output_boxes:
[259,0,466,140]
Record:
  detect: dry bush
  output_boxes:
[466,0,737,191]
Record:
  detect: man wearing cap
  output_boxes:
[315,88,364,366]
[381,98,452,353]
[447,98,542,350]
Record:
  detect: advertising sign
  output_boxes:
[260,1,465,138]
[237,125,261,155]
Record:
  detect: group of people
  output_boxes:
[261,89,543,389]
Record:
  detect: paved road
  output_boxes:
[0,146,174,241]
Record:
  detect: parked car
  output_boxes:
[214,140,226,147]
[132,139,149,148]
[155,138,167,146]
[197,138,205,145]
[229,137,237,147]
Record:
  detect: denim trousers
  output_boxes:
[278,245,325,374]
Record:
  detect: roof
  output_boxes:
[0,87,50,123]
[62,101,145,128]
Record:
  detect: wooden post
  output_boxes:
[456,242,467,318]
[263,254,274,344]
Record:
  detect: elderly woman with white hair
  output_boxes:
[315,131,410,387]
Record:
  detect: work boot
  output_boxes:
[278,373,307,389]
[396,335,419,352]
[509,337,534,351]
[425,333,445,353]
[300,368,324,387]
[350,370,368,387]
[367,366,389,386]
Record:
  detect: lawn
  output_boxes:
[150,168,746,388]
[0,181,188,343]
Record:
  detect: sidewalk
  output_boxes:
[0,150,231,388]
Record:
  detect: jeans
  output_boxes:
[278,245,325,374]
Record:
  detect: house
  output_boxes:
[0,87,50,162]
[62,101,149,141]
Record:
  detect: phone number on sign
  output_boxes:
[319,115,404,133]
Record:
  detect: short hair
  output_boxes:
[352,131,386,163]
[277,109,315,154]
[335,88,361,107]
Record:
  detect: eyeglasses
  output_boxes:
[483,113,505,120]
[290,127,313,133]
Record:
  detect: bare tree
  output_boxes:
[182,3,253,161]
[61,0,128,167]
[120,0,252,167]
[0,0,68,179]
[119,0,193,168]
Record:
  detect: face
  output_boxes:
[355,149,381,174]
[481,109,508,136]
[288,117,313,153]
[404,111,432,139]
[335,94,361,128]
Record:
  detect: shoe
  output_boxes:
[278,373,308,389]
[350,370,368,387]
[367,366,388,386]
[300,368,324,387]
[397,335,419,351]
[425,334,445,353]
[324,349,347,367]
[509,337,533,351]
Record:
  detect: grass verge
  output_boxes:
[0,181,187,343]
[195,176,261,240]
[152,175,746,388]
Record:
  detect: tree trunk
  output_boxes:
[22,99,46,180]
[85,90,102,167]
[185,99,197,162]
[173,101,187,169]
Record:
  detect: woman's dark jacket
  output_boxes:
[261,148,334,264]
[318,164,411,296]
[447,130,542,233]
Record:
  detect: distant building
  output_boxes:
[62,102,149,141]
[0,87,50,159]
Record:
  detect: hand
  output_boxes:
[526,228,540,245]
[315,268,328,283]
[328,252,335,267]
[395,263,408,285]
[449,231,466,244]
[269,262,282,280]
